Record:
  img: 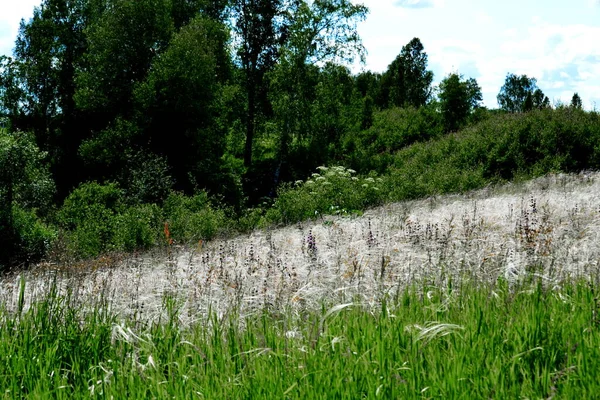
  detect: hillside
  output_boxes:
[3,170,599,325]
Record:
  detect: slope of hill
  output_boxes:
[2,170,599,326]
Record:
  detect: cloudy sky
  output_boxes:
[2,0,600,109]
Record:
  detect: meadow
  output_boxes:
[1,170,600,398]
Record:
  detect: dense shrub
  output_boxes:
[11,206,57,265]
[163,192,227,243]
[267,166,387,224]
[383,108,600,200]
[343,105,443,172]
[112,204,163,252]
[0,130,56,268]
[57,182,125,258]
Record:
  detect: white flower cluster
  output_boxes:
[303,166,357,188]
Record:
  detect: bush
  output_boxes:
[383,108,600,201]
[57,182,172,257]
[57,182,124,258]
[112,204,163,252]
[268,166,387,224]
[0,130,56,268]
[11,206,57,265]
[343,106,443,172]
[163,192,227,243]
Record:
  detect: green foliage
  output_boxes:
[344,105,444,172]
[75,0,174,117]
[10,0,90,143]
[118,150,174,205]
[3,278,600,397]
[58,182,169,257]
[268,166,385,224]
[497,73,550,113]
[571,92,583,109]
[384,108,600,200]
[112,204,163,252]
[135,15,231,193]
[379,37,434,109]
[437,72,483,132]
[234,0,368,168]
[163,192,227,243]
[11,206,57,264]
[57,182,125,257]
[0,130,55,267]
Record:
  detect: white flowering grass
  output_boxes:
[1,171,600,397]
[1,171,599,325]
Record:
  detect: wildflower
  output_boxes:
[362,184,369,188]
[307,230,317,253]
[295,180,303,186]
[347,168,356,174]
[317,166,329,171]
[316,176,326,181]
[372,187,380,191]
[365,177,375,183]
[351,177,359,181]
[306,180,315,185]
[312,173,321,178]
[322,181,331,185]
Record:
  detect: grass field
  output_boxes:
[2,170,600,398]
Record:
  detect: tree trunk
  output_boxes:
[244,87,256,168]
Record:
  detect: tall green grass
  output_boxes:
[2,277,600,398]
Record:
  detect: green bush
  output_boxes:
[112,204,163,252]
[343,105,443,172]
[381,108,600,202]
[268,166,387,224]
[57,182,124,258]
[0,130,56,267]
[57,182,172,257]
[163,192,227,243]
[11,206,57,264]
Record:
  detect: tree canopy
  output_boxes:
[497,73,549,113]
[380,38,434,109]
[437,73,482,132]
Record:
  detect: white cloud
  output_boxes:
[484,19,600,107]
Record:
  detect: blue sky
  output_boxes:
[2,0,600,109]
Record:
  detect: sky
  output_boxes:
[1,0,600,109]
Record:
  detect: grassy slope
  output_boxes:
[1,171,600,397]
[4,107,600,397]
[1,275,599,398]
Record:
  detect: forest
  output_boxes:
[0,0,598,268]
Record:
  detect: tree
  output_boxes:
[571,92,583,109]
[233,0,368,168]
[74,0,175,122]
[134,15,232,194]
[497,73,549,113]
[266,0,368,188]
[437,73,482,132]
[7,0,95,198]
[232,0,283,168]
[380,38,434,109]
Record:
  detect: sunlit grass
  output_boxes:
[2,170,600,397]
[1,277,599,398]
